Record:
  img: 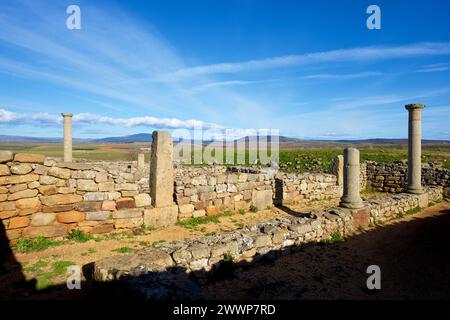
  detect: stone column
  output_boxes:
[137,152,145,171]
[339,148,364,209]
[149,131,174,207]
[332,155,344,186]
[61,113,73,162]
[405,104,425,194]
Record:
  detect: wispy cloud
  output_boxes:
[161,42,450,80]
[417,67,450,73]
[0,108,222,130]
[302,71,383,80]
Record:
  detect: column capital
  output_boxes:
[61,112,73,117]
[405,103,425,111]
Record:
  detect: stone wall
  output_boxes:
[93,187,443,281]
[0,152,152,243]
[2,148,449,243]
[365,161,450,197]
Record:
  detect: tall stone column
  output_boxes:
[144,131,178,228]
[149,131,174,207]
[339,148,364,209]
[61,113,73,162]
[405,104,425,194]
[137,152,145,171]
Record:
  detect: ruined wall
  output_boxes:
[173,165,343,219]
[365,161,450,197]
[0,152,152,243]
[93,187,443,281]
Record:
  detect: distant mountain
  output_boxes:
[93,133,152,143]
[0,134,448,145]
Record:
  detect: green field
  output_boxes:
[1,142,449,171]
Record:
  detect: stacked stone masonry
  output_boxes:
[1,149,449,243]
[93,187,443,281]
[365,161,450,197]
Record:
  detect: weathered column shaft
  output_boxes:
[405,104,425,194]
[150,131,174,207]
[62,113,73,162]
[339,148,363,209]
[137,152,145,171]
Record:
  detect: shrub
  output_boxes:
[15,236,62,253]
[250,205,258,212]
[65,229,93,243]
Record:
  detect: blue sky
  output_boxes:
[0,0,450,140]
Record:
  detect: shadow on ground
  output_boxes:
[1,204,449,300]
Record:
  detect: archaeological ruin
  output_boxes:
[0,104,449,293]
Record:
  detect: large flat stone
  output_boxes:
[22,225,67,238]
[0,173,39,186]
[143,205,178,228]
[93,248,174,281]
[41,194,82,206]
[13,153,45,164]
[252,189,273,211]
[0,151,14,163]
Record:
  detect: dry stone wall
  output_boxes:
[365,161,449,197]
[1,148,449,243]
[0,152,152,243]
[93,187,443,282]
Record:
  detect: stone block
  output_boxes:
[116,198,136,210]
[56,211,85,223]
[417,193,429,208]
[98,182,115,192]
[101,200,116,211]
[251,189,273,211]
[10,164,33,175]
[15,197,40,210]
[42,204,74,213]
[86,211,111,221]
[0,164,10,176]
[143,205,178,228]
[112,208,143,219]
[31,213,56,226]
[41,194,82,206]
[179,203,194,215]
[9,216,30,229]
[47,167,72,179]
[8,189,38,201]
[22,225,67,238]
[77,179,98,191]
[9,183,27,194]
[133,193,152,207]
[0,173,39,186]
[351,207,370,230]
[114,217,143,229]
[14,153,45,164]
[0,151,14,163]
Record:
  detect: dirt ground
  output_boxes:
[204,201,450,299]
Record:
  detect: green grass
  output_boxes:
[238,209,246,215]
[406,206,422,215]
[176,215,220,229]
[65,229,93,243]
[250,205,258,212]
[330,231,343,242]
[15,236,63,253]
[222,210,233,216]
[112,246,136,254]
[1,142,448,169]
[32,261,75,291]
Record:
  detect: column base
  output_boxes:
[406,187,423,195]
[339,201,364,209]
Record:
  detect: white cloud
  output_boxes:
[302,72,383,80]
[0,108,222,130]
[160,42,450,79]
